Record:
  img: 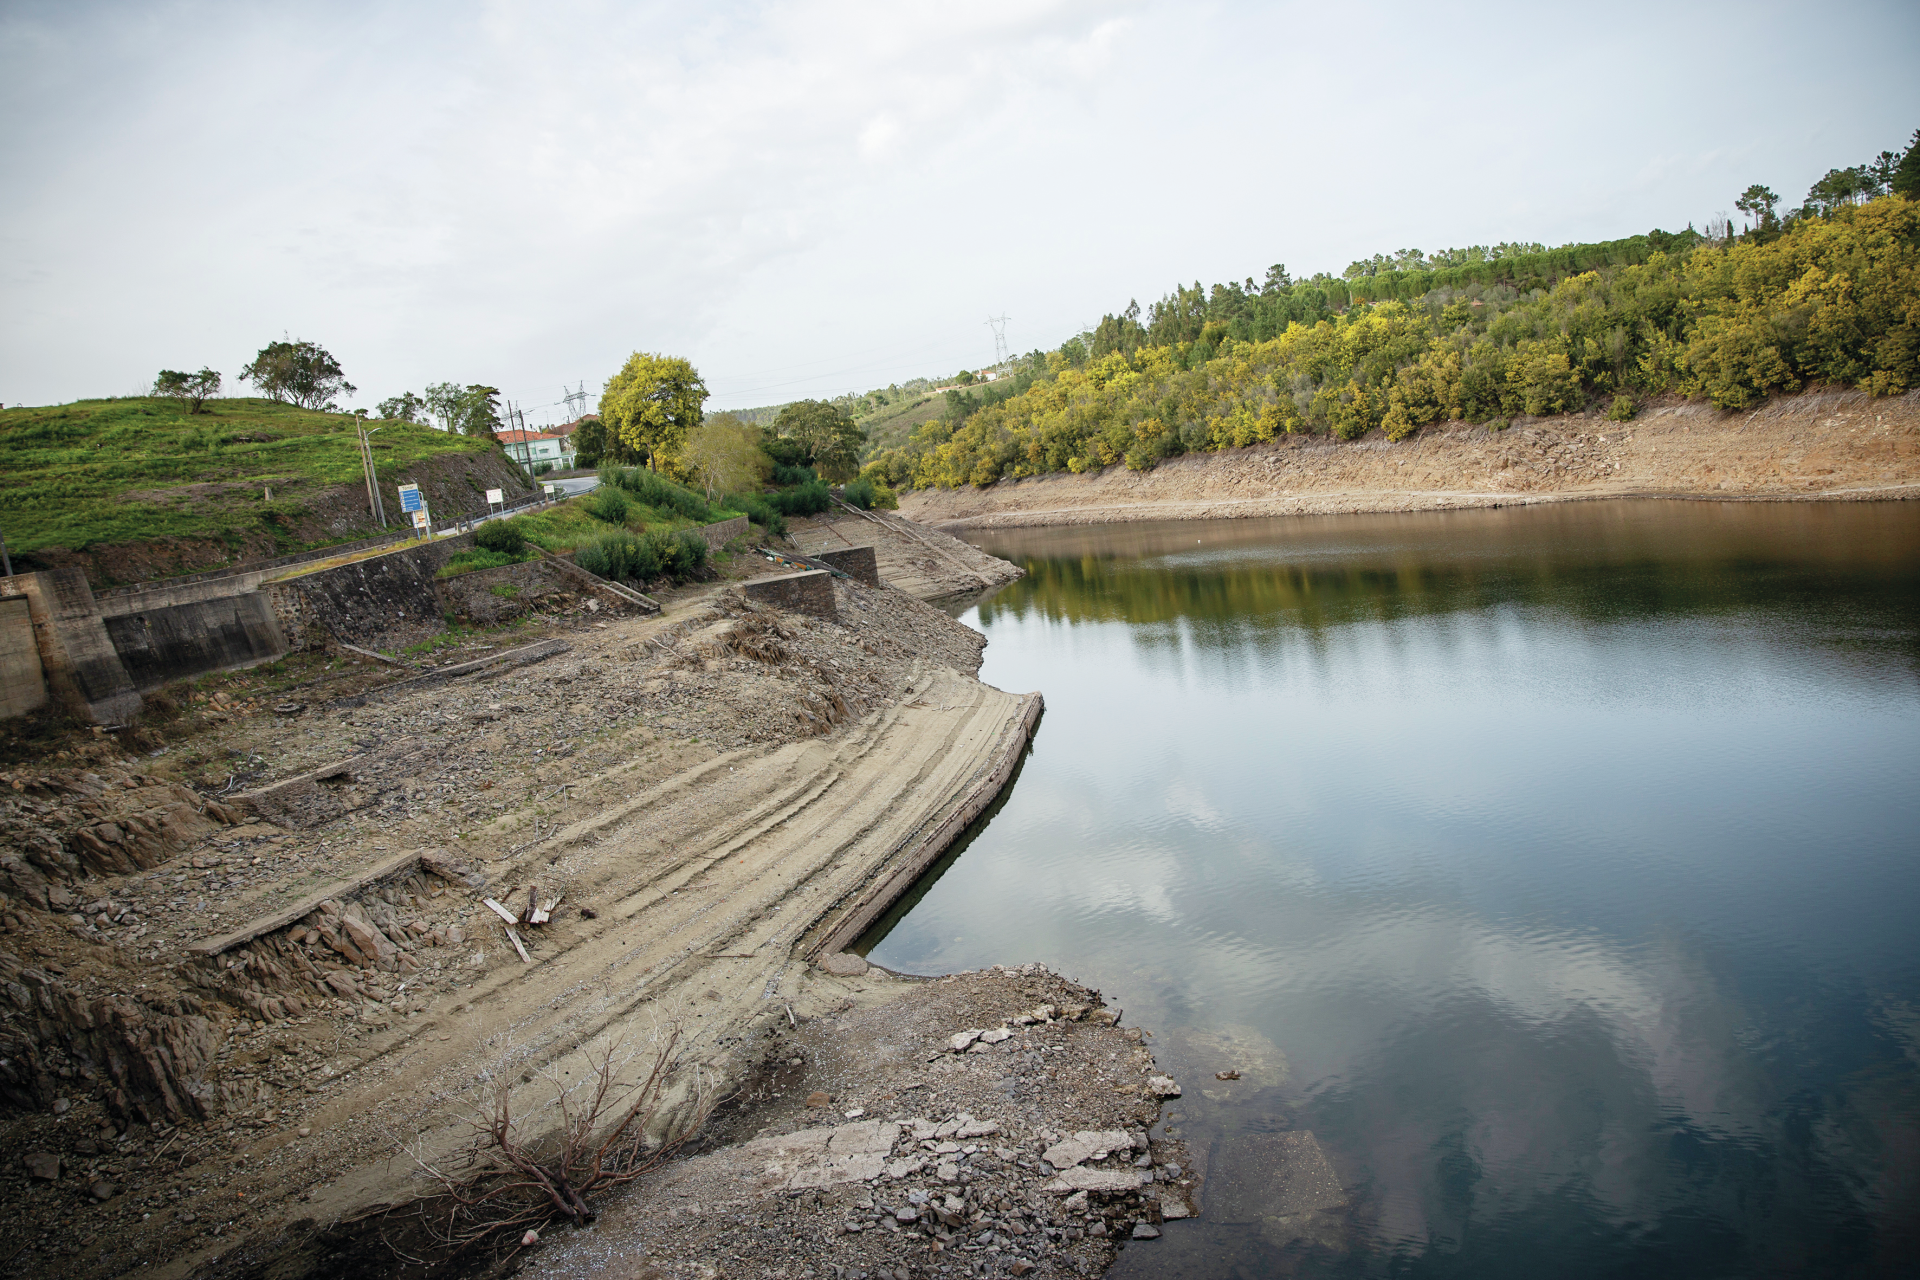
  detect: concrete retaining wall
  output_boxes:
[102,593,288,691]
[0,597,47,719]
[742,569,837,619]
[0,570,142,724]
[812,546,880,586]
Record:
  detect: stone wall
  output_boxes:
[274,534,474,651]
[0,597,47,719]
[434,558,577,627]
[700,515,751,550]
[813,545,880,586]
[742,569,837,619]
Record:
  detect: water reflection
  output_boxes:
[863,500,1920,1277]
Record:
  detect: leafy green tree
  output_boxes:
[154,367,221,413]
[419,382,502,435]
[423,382,465,433]
[239,340,355,409]
[1806,166,1871,215]
[457,385,503,437]
[601,353,707,472]
[1894,129,1920,199]
[681,412,768,501]
[1735,184,1779,230]
[376,391,426,422]
[772,399,865,481]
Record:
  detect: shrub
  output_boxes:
[767,478,831,516]
[842,476,878,509]
[587,485,631,524]
[730,493,788,537]
[771,462,817,486]
[474,520,527,556]
[533,462,553,476]
[1607,394,1637,422]
[602,465,714,523]
[669,529,709,578]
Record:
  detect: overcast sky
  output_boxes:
[3,1,1915,423]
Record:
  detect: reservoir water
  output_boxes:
[858,499,1920,1278]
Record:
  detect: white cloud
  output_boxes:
[2,0,1916,420]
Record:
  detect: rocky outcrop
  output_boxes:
[0,763,236,910]
[0,950,221,1123]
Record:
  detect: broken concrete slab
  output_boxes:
[1208,1130,1346,1222]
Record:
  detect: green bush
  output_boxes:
[1607,394,1637,422]
[772,463,817,486]
[587,485,631,523]
[578,527,708,583]
[474,520,527,556]
[669,529,709,577]
[730,493,788,537]
[842,476,878,509]
[602,465,713,523]
[767,478,831,516]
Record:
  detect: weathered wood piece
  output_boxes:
[504,926,531,963]
[185,849,421,957]
[483,897,520,926]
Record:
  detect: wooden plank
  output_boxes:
[186,850,422,957]
[504,926,531,963]
[483,897,521,926]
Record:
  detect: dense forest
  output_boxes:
[861,134,1920,490]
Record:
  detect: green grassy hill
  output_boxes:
[0,396,531,585]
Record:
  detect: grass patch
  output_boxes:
[436,547,528,578]
[0,395,500,555]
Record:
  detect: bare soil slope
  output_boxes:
[0,549,1047,1280]
[899,390,1920,530]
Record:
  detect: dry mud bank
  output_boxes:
[898,389,1920,530]
[0,531,1127,1280]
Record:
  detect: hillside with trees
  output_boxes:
[861,132,1920,490]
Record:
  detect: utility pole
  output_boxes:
[358,423,387,527]
[1,521,12,576]
[985,314,1011,370]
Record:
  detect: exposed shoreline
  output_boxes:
[897,389,1920,532]
[1,525,1168,1280]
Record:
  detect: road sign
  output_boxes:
[485,488,503,505]
[412,509,429,529]
[398,483,423,513]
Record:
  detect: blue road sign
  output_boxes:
[398,484,423,513]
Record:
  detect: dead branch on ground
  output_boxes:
[400,1022,715,1255]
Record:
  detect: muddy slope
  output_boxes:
[898,389,1920,530]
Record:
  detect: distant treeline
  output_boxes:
[862,143,1919,490]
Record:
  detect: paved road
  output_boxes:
[544,475,601,496]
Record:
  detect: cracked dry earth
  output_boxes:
[519,964,1195,1280]
[0,562,1045,1280]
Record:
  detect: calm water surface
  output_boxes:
[858,500,1920,1279]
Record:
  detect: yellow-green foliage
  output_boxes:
[868,199,1918,489]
